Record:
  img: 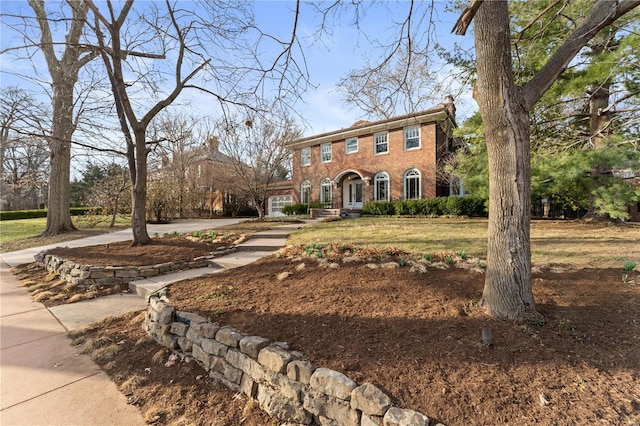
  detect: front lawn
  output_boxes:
[287,217,640,268]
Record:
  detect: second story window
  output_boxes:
[404,125,420,150]
[301,147,311,166]
[321,143,332,163]
[374,132,388,154]
[345,137,358,154]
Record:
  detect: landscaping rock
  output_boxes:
[382,407,429,426]
[258,345,294,373]
[287,360,316,385]
[351,382,391,416]
[239,335,270,359]
[310,368,357,401]
[216,327,243,347]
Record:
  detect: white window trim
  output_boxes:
[301,147,311,167]
[300,180,311,204]
[404,125,421,151]
[345,137,358,154]
[320,178,332,204]
[320,143,332,163]
[404,169,421,200]
[374,131,389,155]
[374,172,390,201]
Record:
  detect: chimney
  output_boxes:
[444,95,456,123]
[208,136,219,152]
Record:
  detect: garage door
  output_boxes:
[268,195,292,217]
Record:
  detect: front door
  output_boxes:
[343,180,364,209]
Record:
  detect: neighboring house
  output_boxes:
[193,137,253,216]
[286,99,460,212]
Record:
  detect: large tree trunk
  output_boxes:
[474,1,541,321]
[42,81,76,236]
[583,82,611,220]
[131,130,151,245]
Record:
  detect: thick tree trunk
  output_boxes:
[474,1,541,321]
[583,82,611,220]
[131,130,151,245]
[41,82,76,236]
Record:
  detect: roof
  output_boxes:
[286,104,454,149]
[204,149,234,163]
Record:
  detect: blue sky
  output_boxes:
[1,1,475,143]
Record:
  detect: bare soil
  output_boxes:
[17,240,640,426]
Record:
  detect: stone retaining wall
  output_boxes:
[34,249,233,289]
[146,294,441,426]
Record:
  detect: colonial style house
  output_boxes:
[286,99,460,214]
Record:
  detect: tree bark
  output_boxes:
[474,1,541,320]
[43,81,77,236]
[131,129,151,245]
[29,0,95,236]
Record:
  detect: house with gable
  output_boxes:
[285,98,461,215]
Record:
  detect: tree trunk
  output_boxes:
[131,129,151,245]
[41,81,76,236]
[474,1,541,321]
[582,82,611,220]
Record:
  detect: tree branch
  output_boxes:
[522,0,640,110]
[452,0,483,36]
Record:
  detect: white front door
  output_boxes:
[343,180,364,209]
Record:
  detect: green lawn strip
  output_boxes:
[0,215,131,253]
[288,217,640,269]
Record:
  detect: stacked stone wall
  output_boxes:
[34,250,232,289]
[146,294,441,426]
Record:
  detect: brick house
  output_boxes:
[286,100,460,213]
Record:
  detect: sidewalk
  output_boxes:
[0,219,306,425]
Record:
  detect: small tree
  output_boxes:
[86,0,310,244]
[148,113,209,219]
[216,113,302,218]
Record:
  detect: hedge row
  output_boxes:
[0,207,99,221]
[362,196,488,217]
[281,202,326,216]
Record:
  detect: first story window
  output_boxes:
[301,147,311,166]
[404,168,421,200]
[345,137,358,154]
[449,177,465,196]
[300,180,311,204]
[404,125,420,150]
[374,172,390,201]
[321,143,332,163]
[374,132,388,154]
[320,178,332,204]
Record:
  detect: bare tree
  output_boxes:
[87,0,309,244]
[452,0,640,319]
[337,48,444,119]
[2,134,49,210]
[148,113,210,219]
[23,0,98,235]
[216,113,301,218]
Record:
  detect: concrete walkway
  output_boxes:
[0,219,305,425]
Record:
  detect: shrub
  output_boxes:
[281,203,325,216]
[362,196,487,218]
[361,201,396,215]
[0,207,100,221]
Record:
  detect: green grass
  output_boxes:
[0,215,131,253]
[288,217,640,268]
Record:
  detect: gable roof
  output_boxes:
[286,104,454,149]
